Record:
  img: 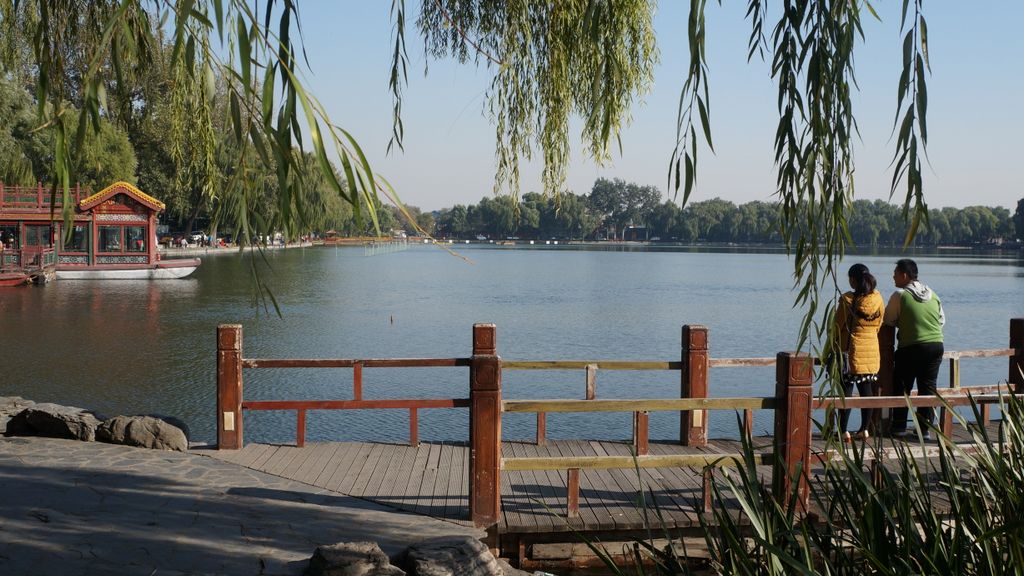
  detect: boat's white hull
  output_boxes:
[56,259,200,280]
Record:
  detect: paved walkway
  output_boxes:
[0,437,481,575]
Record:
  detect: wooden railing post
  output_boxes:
[681,325,709,446]
[585,363,597,400]
[773,351,813,509]
[216,324,244,450]
[877,325,896,434]
[469,323,502,528]
[633,411,649,455]
[1011,318,1024,394]
[566,468,580,518]
[940,355,960,437]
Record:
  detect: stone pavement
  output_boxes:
[0,437,482,575]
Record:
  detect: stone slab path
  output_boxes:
[0,437,481,575]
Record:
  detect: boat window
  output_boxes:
[62,225,89,252]
[98,226,122,252]
[127,226,146,252]
[25,225,53,246]
[0,225,18,249]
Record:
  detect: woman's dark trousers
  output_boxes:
[839,378,877,433]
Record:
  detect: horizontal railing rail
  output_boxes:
[503,397,777,413]
[503,358,779,370]
[502,452,775,472]
[241,398,471,448]
[243,399,471,410]
[814,392,1009,410]
[242,357,471,368]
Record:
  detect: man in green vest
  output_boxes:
[883,258,945,440]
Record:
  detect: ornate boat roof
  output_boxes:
[78,181,166,212]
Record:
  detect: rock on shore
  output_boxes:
[305,537,534,576]
[0,396,34,433]
[5,402,103,441]
[1,397,189,451]
[97,415,189,451]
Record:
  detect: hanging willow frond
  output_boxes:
[669,0,714,206]
[891,0,930,245]
[414,0,658,197]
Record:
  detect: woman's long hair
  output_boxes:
[848,263,877,296]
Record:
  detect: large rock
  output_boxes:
[402,536,504,576]
[148,414,190,442]
[0,396,35,435]
[96,415,189,452]
[306,541,405,576]
[5,403,102,441]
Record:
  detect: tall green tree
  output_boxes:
[0,77,46,184]
[1014,198,1024,241]
[588,178,661,239]
[66,109,137,190]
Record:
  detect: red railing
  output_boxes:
[216,325,472,448]
[0,246,55,271]
[0,183,84,212]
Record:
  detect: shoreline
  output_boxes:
[158,240,316,258]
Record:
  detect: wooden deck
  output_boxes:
[204,422,1001,540]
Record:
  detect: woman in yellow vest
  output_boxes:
[835,263,885,442]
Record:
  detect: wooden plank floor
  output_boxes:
[203,420,1003,536]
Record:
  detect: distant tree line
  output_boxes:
[427,178,1024,247]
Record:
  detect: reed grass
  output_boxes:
[581,392,1024,575]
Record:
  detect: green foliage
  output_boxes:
[1013,198,1024,241]
[66,109,137,190]
[430,187,1013,246]
[589,177,662,240]
[0,0,385,247]
[0,78,136,190]
[414,0,657,196]
[434,190,600,240]
[0,77,47,184]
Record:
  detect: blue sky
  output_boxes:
[296,2,1022,212]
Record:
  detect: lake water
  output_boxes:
[2,244,1022,444]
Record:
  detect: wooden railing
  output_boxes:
[0,182,83,211]
[216,324,472,449]
[502,325,778,450]
[0,246,55,271]
[216,318,1024,529]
